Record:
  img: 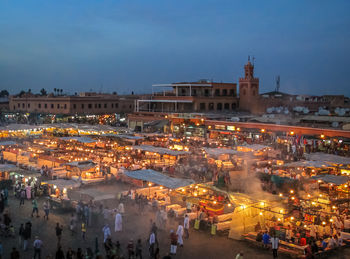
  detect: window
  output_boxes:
[18,103,20,108]
[13,106,15,110]
[111,104,114,108]
[51,104,54,109]
[57,104,60,109]
[215,89,220,96]
[129,105,132,108]
[64,104,67,109]
[38,104,41,108]
[222,89,227,96]
[217,103,222,110]
[98,104,101,108]
[95,104,97,108]
[44,104,47,108]
[232,103,237,110]
[230,89,235,96]
[200,103,206,110]
[73,104,76,109]
[88,104,92,109]
[104,103,107,108]
[22,103,25,108]
[181,89,186,96]
[209,103,214,111]
[81,104,84,109]
[204,89,209,96]
[115,103,119,108]
[224,103,229,110]
[28,103,30,108]
[192,89,197,96]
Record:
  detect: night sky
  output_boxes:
[0,0,349,96]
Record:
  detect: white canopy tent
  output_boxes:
[124,169,195,189]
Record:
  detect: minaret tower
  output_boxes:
[239,56,260,112]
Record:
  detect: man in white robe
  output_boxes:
[102,224,111,243]
[176,223,184,247]
[115,213,122,232]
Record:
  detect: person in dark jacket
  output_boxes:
[55,246,65,259]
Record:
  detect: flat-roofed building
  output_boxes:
[9,92,137,115]
[136,80,238,113]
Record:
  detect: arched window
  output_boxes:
[224,103,229,110]
[232,103,237,110]
[217,103,222,110]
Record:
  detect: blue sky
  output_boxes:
[0,0,349,96]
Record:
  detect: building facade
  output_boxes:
[9,92,137,115]
[136,81,239,113]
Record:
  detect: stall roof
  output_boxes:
[114,134,144,140]
[0,141,17,146]
[43,179,81,189]
[60,136,96,143]
[305,153,350,165]
[312,174,349,185]
[66,160,96,170]
[0,164,18,172]
[237,144,270,151]
[124,169,195,189]
[133,145,189,156]
[203,148,239,157]
[280,160,332,168]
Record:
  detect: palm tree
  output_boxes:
[60,89,63,95]
[54,88,57,95]
[40,88,47,96]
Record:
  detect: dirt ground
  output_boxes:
[1,183,350,259]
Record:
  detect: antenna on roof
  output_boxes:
[275,75,280,92]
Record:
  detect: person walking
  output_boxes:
[176,223,184,247]
[55,223,63,246]
[33,236,43,259]
[69,213,76,236]
[102,224,111,244]
[10,247,20,259]
[127,238,134,259]
[31,198,39,217]
[271,233,279,258]
[66,247,74,259]
[81,222,86,240]
[43,200,50,220]
[18,223,24,247]
[19,188,26,206]
[135,239,142,259]
[114,212,122,232]
[23,221,32,251]
[55,245,65,259]
[149,231,156,258]
[170,230,177,255]
[184,214,190,239]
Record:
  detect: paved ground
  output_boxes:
[2,183,350,259]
